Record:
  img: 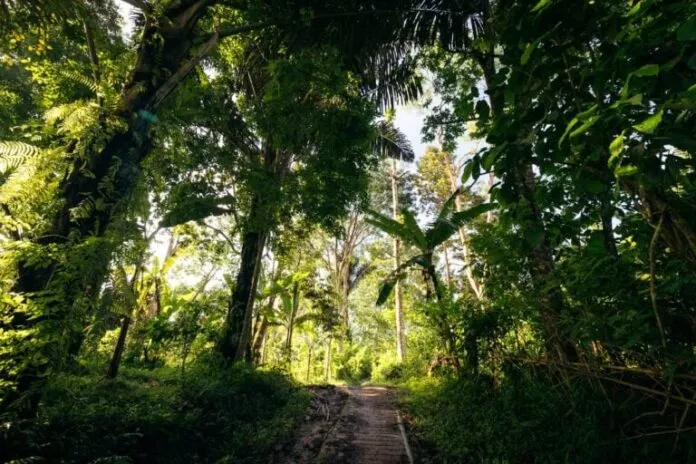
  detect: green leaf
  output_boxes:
[577,104,599,121]
[608,133,625,169]
[521,40,539,65]
[531,0,551,13]
[401,208,427,251]
[677,16,696,42]
[632,64,659,77]
[559,117,579,146]
[633,109,664,134]
[569,115,600,139]
[461,160,475,183]
[615,165,639,177]
[626,94,643,106]
[687,54,696,70]
[475,100,490,121]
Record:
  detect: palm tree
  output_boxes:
[366,190,494,305]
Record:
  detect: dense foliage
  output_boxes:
[1,0,696,462]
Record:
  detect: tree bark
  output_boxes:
[324,338,332,383]
[284,281,300,360]
[390,158,406,362]
[220,225,267,362]
[106,314,131,379]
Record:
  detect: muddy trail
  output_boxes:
[276,386,413,464]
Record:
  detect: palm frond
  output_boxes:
[366,208,414,245]
[426,202,496,247]
[376,254,429,305]
[374,120,415,162]
[403,0,488,51]
[400,208,427,251]
[437,187,461,222]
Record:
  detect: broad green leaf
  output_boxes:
[615,165,639,177]
[633,109,664,134]
[462,160,475,183]
[401,208,427,251]
[632,64,659,77]
[677,16,696,42]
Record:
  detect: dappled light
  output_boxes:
[1,0,696,462]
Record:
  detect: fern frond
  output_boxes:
[61,69,99,95]
[0,141,40,174]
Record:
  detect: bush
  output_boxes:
[403,364,696,463]
[4,361,309,463]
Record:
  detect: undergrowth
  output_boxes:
[2,360,310,463]
[401,363,696,463]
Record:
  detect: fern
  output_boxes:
[0,141,40,175]
[6,457,46,464]
[61,69,99,95]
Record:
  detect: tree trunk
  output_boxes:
[478,50,577,363]
[443,242,453,290]
[324,338,332,383]
[390,158,406,362]
[445,153,484,299]
[284,281,300,360]
[106,314,131,379]
[252,316,269,365]
[220,225,267,362]
[306,343,313,383]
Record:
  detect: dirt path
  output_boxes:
[317,386,412,463]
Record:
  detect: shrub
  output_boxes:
[4,361,309,463]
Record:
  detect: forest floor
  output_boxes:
[275,385,412,464]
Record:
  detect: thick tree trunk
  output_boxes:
[220,226,267,362]
[390,158,406,362]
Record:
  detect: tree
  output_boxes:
[373,118,415,361]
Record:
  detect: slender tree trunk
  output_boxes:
[284,281,300,360]
[477,50,577,363]
[443,242,453,290]
[390,158,406,362]
[324,338,332,383]
[106,314,131,379]
[252,316,269,365]
[445,156,483,299]
[306,343,313,383]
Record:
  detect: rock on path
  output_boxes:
[317,386,412,464]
